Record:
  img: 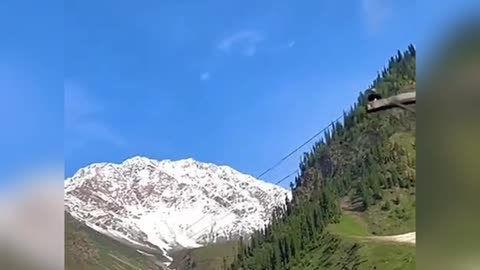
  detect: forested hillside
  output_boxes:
[224,45,416,270]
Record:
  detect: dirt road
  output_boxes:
[367,232,415,244]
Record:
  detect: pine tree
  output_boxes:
[283,237,290,265]
[250,233,257,250]
[289,237,296,259]
[277,239,284,267]
[237,236,245,261]
[285,195,292,216]
[313,208,320,230]
[270,249,277,270]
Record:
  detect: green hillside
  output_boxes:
[65,212,167,270]
[170,45,416,270]
[169,241,238,270]
[299,210,415,270]
[284,232,415,270]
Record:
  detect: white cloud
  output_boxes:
[64,81,125,154]
[200,72,211,81]
[361,0,393,34]
[218,30,265,56]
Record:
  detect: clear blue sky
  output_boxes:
[0,0,63,189]
[10,0,470,189]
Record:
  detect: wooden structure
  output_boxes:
[367,91,416,113]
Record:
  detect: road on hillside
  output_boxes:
[366,232,415,244]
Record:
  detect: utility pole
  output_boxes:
[366,87,416,114]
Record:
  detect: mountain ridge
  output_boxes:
[65,156,289,262]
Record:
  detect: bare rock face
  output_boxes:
[65,156,289,256]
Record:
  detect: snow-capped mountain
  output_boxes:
[64,156,289,257]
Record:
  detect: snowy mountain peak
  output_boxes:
[64,157,289,256]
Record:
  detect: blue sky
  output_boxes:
[7,0,463,189]
[0,0,63,189]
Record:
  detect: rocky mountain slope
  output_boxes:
[65,211,168,270]
[64,157,289,260]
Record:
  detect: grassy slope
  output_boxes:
[169,241,237,270]
[328,210,415,270]
[282,181,416,270]
[285,210,415,270]
[65,212,166,270]
[288,232,415,270]
[328,212,370,238]
[366,188,416,235]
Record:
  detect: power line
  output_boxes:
[273,170,298,186]
[255,114,343,179]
